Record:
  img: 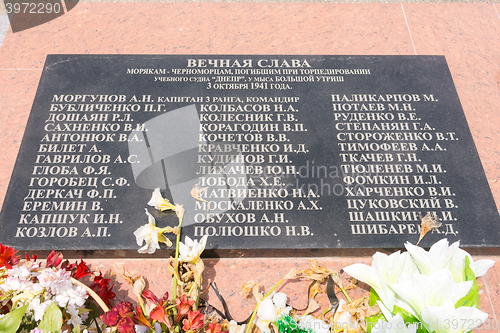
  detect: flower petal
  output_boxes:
[470,259,495,277]
[421,306,488,333]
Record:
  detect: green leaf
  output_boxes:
[366,288,384,333]
[369,288,381,307]
[72,324,81,333]
[0,304,28,333]
[392,306,429,333]
[365,311,384,333]
[38,301,63,333]
[455,256,479,308]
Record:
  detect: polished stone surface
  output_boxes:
[3,54,498,252]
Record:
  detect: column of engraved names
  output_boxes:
[193,94,315,239]
[332,93,459,237]
[17,94,146,241]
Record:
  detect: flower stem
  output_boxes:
[172,216,183,313]
[339,286,352,303]
[172,215,183,333]
[244,278,286,333]
[187,272,203,297]
[94,317,103,333]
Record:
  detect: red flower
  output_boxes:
[149,305,172,328]
[25,253,38,262]
[71,259,92,280]
[161,291,169,304]
[100,302,137,333]
[114,302,135,318]
[101,309,121,326]
[143,289,169,307]
[90,272,116,307]
[134,305,153,329]
[0,243,20,269]
[142,289,161,305]
[46,250,63,268]
[117,317,135,333]
[174,294,195,324]
[206,322,222,333]
[182,310,204,332]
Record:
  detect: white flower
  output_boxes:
[0,263,39,294]
[55,283,87,308]
[405,239,494,282]
[389,269,472,319]
[421,305,488,333]
[38,269,70,295]
[178,235,208,263]
[298,315,330,333]
[255,292,291,333]
[229,320,246,333]
[271,292,287,309]
[343,251,417,311]
[135,323,162,333]
[28,297,53,321]
[66,304,83,327]
[134,209,161,254]
[371,313,418,333]
[148,188,176,211]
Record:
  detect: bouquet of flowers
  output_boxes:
[342,239,495,333]
[250,239,494,333]
[0,244,115,333]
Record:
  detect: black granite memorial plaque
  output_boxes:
[1,55,499,255]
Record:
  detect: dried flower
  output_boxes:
[417,212,442,245]
[176,204,185,220]
[298,259,334,281]
[284,268,298,280]
[241,281,260,300]
[190,183,209,203]
[132,276,146,298]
